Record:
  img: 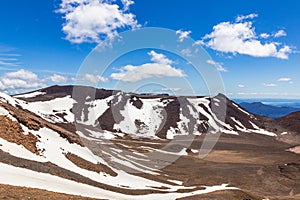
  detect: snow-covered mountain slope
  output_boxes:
[1,87,300,199]
[14,85,276,139]
[0,91,239,199]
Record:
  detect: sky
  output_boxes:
[0,0,300,98]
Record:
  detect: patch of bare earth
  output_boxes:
[65,152,117,176]
[289,146,300,154]
[0,115,39,154]
[0,184,98,200]
[0,102,83,146]
[159,133,300,198]
[177,189,262,200]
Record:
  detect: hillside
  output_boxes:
[14,85,274,139]
[0,85,299,199]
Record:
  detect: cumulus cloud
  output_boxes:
[180,48,193,57]
[206,59,227,72]
[260,33,270,39]
[0,69,45,91]
[110,50,186,82]
[199,14,293,59]
[148,50,173,65]
[121,0,134,11]
[176,30,192,42]
[0,69,73,91]
[263,83,277,87]
[274,30,287,38]
[235,13,258,22]
[5,69,38,80]
[82,73,108,83]
[238,84,245,88]
[57,0,140,44]
[45,74,68,83]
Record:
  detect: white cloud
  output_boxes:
[235,13,258,22]
[278,77,292,82]
[121,0,134,11]
[276,45,292,59]
[110,50,186,82]
[57,0,140,44]
[176,30,192,42]
[45,74,68,83]
[193,40,204,46]
[0,47,21,67]
[0,69,45,91]
[0,69,74,91]
[5,69,38,80]
[180,48,193,57]
[161,88,181,92]
[206,59,227,72]
[263,83,277,87]
[238,84,245,88]
[82,74,108,83]
[148,50,173,65]
[0,60,20,67]
[200,15,293,59]
[260,33,270,38]
[274,30,287,38]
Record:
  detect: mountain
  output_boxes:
[13,85,274,139]
[276,111,300,131]
[239,102,300,119]
[272,111,300,145]
[0,85,299,199]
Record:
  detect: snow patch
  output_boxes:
[249,121,259,129]
[114,98,165,137]
[20,95,75,123]
[250,129,277,137]
[0,162,239,200]
[81,96,114,126]
[14,91,46,98]
[233,103,250,116]
[190,149,199,153]
[0,138,45,162]
[288,146,300,154]
[0,106,9,116]
[0,106,17,122]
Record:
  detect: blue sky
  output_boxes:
[0,0,299,98]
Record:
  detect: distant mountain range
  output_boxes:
[238,102,300,119]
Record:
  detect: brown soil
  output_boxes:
[65,152,117,176]
[160,133,300,198]
[0,115,39,154]
[0,102,83,146]
[289,146,300,154]
[177,189,262,200]
[156,97,180,138]
[0,184,98,200]
[276,111,300,133]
